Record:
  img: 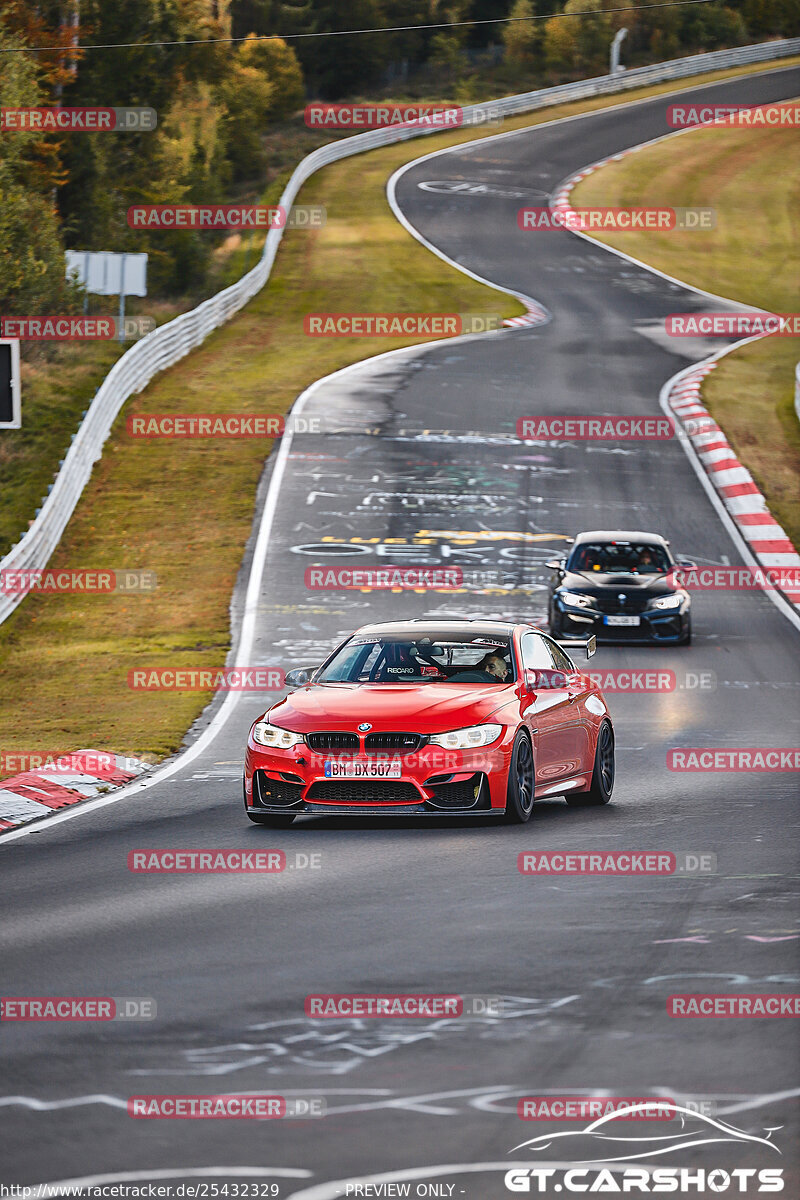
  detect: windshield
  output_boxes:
[568,542,671,575]
[316,635,514,685]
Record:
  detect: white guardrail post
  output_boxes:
[795,362,800,423]
[1,38,798,625]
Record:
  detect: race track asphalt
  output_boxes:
[1,65,799,1196]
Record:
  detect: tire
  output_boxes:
[678,617,692,646]
[567,720,614,807]
[503,732,535,823]
[246,811,296,827]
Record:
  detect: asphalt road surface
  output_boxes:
[2,67,799,1197]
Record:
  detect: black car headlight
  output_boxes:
[558,590,596,610]
[649,592,686,612]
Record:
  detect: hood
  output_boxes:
[560,570,680,596]
[267,682,512,733]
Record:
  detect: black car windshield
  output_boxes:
[568,542,671,575]
[316,634,514,684]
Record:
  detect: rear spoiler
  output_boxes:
[555,635,596,660]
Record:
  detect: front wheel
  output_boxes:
[567,720,614,807]
[504,732,535,823]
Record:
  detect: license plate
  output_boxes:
[604,615,641,627]
[324,759,402,779]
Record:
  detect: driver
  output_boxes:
[454,653,509,683]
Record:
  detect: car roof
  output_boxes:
[571,530,668,546]
[353,619,520,638]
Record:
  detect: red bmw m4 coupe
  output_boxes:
[243,619,614,826]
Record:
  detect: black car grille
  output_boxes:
[427,774,482,809]
[364,732,424,753]
[592,590,651,615]
[306,781,421,804]
[306,732,359,752]
[254,772,304,807]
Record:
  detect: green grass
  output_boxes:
[1,57,798,768]
[571,99,800,548]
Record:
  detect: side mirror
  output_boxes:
[676,558,697,571]
[285,665,319,687]
[524,668,567,691]
[545,557,565,571]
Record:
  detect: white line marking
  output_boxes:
[5,65,796,844]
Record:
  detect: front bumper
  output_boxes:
[555,601,690,644]
[244,734,515,817]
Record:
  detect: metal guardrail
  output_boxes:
[1,38,798,626]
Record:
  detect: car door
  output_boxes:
[519,632,586,786]
[542,635,592,773]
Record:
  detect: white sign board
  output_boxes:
[65,251,148,297]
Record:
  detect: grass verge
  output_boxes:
[1,58,798,766]
[570,98,800,548]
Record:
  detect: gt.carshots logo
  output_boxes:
[507,1106,785,1192]
[503,1168,784,1193]
[304,994,502,1017]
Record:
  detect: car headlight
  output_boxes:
[650,592,684,610]
[252,720,305,749]
[559,590,596,609]
[429,723,502,750]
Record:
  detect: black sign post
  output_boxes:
[0,339,21,429]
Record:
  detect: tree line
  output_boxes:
[1,0,796,318]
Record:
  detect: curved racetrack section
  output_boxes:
[2,66,799,1194]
